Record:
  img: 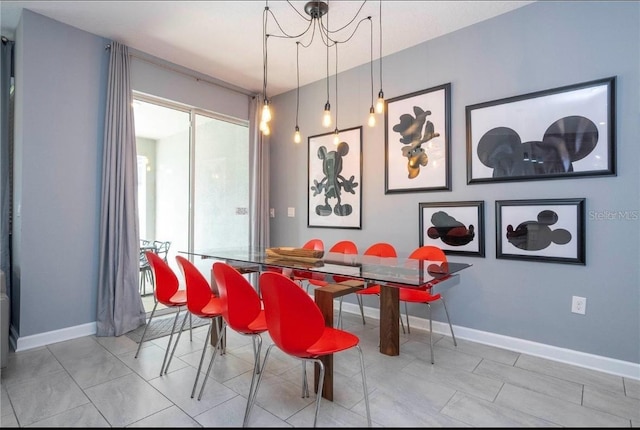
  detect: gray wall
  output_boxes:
[11,10,250,347]
[13,10,108,339]
[267,1,640,366]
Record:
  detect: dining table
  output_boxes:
[181,247,472,401]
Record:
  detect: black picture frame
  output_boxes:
[308,126,363,229]
[419,201,485,257]
[466,76,616,184]
[385,83,451,193]
[495,198,586,265]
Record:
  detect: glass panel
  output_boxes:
[134,99,190,276]
[193,114,249,252]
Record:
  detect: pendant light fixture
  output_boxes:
[294,42,302,144]
[260,1,383,143]
[260,5,271,135]
[322,25,332,129]
[333,42,340,145]
[375,0,385,114]
[368,16,376,127]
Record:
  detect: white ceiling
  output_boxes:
[0,1,534,97]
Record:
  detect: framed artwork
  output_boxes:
[496,198,586,265]
[466,76,616,184]
[385,83,451,193]
[419,201,485,257]
[308,126,362,229]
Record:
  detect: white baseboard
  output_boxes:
[340,301,640,381]
[11,322,96,352]
[10,304,640,381]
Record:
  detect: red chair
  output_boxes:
[399,245,457,364]
[249,272,371,427]
[206,262,268,424]
[135,251,192,376]
[354,242,398,325]
[174,255,224,398]
[307,240,358,327]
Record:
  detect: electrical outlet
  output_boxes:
[571,296,586,315]
[269,208,275,218]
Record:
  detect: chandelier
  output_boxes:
[259,1,384,144]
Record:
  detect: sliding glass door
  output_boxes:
[133,95,249,303]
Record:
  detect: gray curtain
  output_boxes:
[249,94,270,250]
[0,37,13,299]
[96,41,146,337]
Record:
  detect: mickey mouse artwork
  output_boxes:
[392,106,440,179]
[506,209,572,251]
[427,211,475,247]
[310,141,359,217]
[477,115,598,178]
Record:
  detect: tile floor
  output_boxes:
[1,307,639,427]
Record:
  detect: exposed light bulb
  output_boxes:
[322,101,332,128]
[333,128,340,145]
[376,90,385,114]
[368,106,376,127]
[294,126,301,144]
[262,122,270,136]
[261,100,272,123]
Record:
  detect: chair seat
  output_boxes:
[196,297,224,317]
[240,310,268,334]
[166,290,187,306]
[399,287,442,303]
[356,285,380,295]
[306,327,360,356]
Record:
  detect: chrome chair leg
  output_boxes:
[164,308,190,374]
[427,303,434,364]
[404,301,411,334]
[441,297,457,346]
[356,345,372,427]
[239,334,263,421]
[301,362,309,398]
[356,294,366,325]
[245,344,275,426]
[197,320,227,400]
[135,302,158,358]
[159,307,183,376]
[191,319,214,398]
[310,358,325,427]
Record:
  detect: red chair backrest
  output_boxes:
[146,251,179,303]
[213,262,262,331]
[328,240,358,283]
[176,255,214,314]
[364,242,397,258]
[329,240,358,254]
[302,239,324,251]
[408,245,447,263]
[259,272,325,356]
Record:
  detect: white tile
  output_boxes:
[84,372,172,427]
[495,383,630,427]
[7,370,89,426]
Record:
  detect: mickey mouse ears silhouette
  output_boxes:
[477,115,598,178]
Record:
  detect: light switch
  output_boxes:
[287,207,295,217]
[270,208,275,218]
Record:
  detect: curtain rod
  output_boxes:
[105,43,257,98]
